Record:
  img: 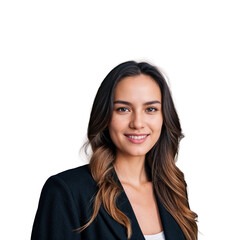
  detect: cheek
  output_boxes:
[109,115,127,132]
[150,117,163,132]
[150,121,163,147]
[108,118,122,140]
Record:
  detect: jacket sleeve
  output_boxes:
[31,175,81,240]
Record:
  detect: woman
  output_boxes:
[31,61,198,240]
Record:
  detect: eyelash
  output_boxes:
[116,107,129,112]
[116,107,158,113]
[146,107,158,112]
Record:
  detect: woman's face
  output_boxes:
[108,74,163,159]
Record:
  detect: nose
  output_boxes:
[129,111,145,129]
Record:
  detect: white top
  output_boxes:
[144,231,166,240]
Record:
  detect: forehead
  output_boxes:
[114,74,161,101]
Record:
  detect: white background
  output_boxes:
[0,1,240,239]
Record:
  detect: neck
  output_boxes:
[113,153,149,187]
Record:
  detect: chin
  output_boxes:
[116,145,152,158]
[125,150,149,157]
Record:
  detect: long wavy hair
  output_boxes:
[78,61,198,239]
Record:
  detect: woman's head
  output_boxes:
[108,74,163,160]
[87,60,182,159]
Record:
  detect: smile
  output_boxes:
[127,135,148,139]
[124,134,149,143]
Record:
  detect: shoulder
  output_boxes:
[53,163,93,185]
[42,164,98,200]
[32,165,95,239]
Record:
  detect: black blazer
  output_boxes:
[31,164,186,240]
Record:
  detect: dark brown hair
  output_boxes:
[79,61,198,239]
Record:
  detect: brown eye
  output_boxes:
[146,107,158,112]
[116,107,129,112]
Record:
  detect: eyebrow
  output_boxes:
[113,100,161,106]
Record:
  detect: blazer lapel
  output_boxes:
[154,189,186,240]
[116,190,146,240]
[113,166,186,240]
[113,167,146,240]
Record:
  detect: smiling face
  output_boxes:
[108,74,163,159]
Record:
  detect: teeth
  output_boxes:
[128,135,147,139]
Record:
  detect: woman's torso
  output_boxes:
[31,164,186,240]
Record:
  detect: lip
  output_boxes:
[124,134,149,144]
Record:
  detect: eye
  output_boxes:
[146,107,158,112]
[116,107,130,112]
